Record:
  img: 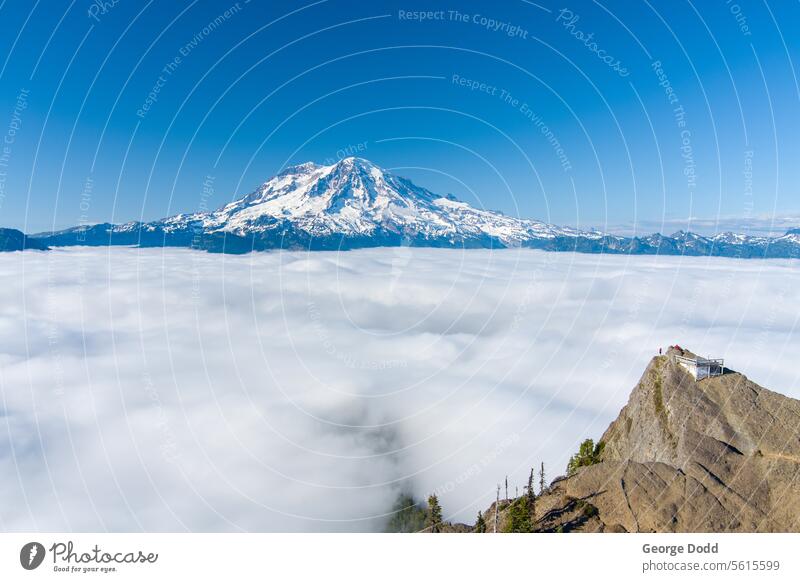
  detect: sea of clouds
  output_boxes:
[1,247,798,531]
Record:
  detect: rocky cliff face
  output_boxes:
[483,348,800,532]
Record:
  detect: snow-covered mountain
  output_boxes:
[28,157,800,258]
[154,156,596,247]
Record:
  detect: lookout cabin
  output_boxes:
[674,354,724,380]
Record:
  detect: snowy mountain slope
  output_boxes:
[155,157,594,245]
[29,157,800,257]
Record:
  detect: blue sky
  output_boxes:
[0,0,798,234]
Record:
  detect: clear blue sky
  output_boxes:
[0,0,798,234]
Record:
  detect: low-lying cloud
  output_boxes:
[1,247,798,531]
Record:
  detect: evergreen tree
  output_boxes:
[526,467,536,526]
[426,494,443,533]
[504,476,508,503]
[385,494,426,532]
[567,439,605,475]
[539,462,546,495]
[475,510,487,533]
[502,497,532,533]
[494,484,500,532]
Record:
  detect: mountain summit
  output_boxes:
[25,158,800,257]
[162,156,571,246]
[482,347,800,533]
[147,156,597,251]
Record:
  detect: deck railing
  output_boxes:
[674,355,724,367]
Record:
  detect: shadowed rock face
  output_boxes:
[483,348,800,532]
[0,228,48,251]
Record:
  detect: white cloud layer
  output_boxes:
[1,247,798,531]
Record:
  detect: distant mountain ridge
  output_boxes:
[0,228,48,252]
[14,157,800,257]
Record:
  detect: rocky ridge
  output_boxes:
[476,347,800,533]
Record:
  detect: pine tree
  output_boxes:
[494,485,500,532]
[385,494,426,532]
[539,462,546,495]
[426,494,443,533]
[503,498,532,533]
[567,439,605,475]
[475,510,486,533]
[526,467,536,529]
[504,476,508,503]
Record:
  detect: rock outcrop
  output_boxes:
[483,348,800,532]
